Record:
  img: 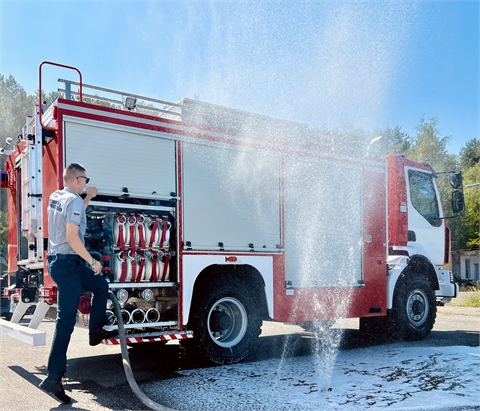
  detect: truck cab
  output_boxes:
[370,155,462,341]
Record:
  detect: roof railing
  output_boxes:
[57,78,182,119]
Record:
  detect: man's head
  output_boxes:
[64,163,89,194]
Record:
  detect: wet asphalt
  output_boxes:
[0,305,478,411]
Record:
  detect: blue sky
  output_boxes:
[0,0,478,156]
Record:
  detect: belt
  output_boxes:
[47,254,81,260]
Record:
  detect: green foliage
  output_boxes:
[406,117,457,172]
[451,139,480,250]
[0,74,35,147]
[466,293,480,307]
[0,74,35,215]
[380,125,411,155]
[463,293,480,307]
[463,164,480,249]
[459,138,480,170]
[449,290,480,307]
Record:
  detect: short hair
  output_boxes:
[63,163,86,183]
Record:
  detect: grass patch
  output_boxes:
[459,283,480,292]
[448,291,480,308]
[462,293,480,308]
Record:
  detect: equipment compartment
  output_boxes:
[85,198,178,331]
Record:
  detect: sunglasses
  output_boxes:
[77,176,91,184]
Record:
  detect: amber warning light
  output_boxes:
[225,256,237,263]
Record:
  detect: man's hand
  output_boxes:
[85,186,98,199]
[91,260,102,275]
[83,186,98,209]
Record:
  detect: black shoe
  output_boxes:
[39,378,71,404]
[89,328,118,346]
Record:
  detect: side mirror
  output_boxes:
[448,172,463,189]
[452,190,465,214]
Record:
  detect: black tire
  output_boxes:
[391,276,436,341]
[188,277,262,365]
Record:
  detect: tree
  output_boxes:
[0,75,36,256]
[406,117,457,172]
[406,116,457,191]
[381,125,411,155]
[458,138,480,250]
[459,138,480,171]
[0,74,35,150]
[463,164,480,249]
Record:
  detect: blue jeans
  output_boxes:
[46,254,108,379]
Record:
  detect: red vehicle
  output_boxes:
[0,62,462,364]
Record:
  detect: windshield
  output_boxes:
[408,170,441,227]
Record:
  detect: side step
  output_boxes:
[0,318,46,346]
[104,330,194,345]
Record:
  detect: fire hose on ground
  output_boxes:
[108,291,179,411]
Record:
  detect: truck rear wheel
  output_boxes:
[188,277,262,364]
[392,276,436,341]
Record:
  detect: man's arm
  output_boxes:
[66,223,102,274]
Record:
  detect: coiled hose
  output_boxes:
[108,291,179,411]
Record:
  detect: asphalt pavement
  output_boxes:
[0,304,478,411]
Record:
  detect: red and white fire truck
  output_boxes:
[0,62,462,364]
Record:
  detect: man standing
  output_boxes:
[39,163,116,404]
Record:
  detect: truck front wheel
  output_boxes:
[188,278,262,364]
[392,276,436,341]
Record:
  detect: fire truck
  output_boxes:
[0,62,462,364]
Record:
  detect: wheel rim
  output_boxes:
[207,297,248,348]
[406,288,429,326]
